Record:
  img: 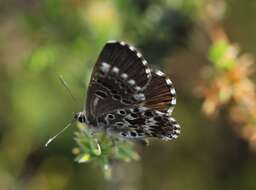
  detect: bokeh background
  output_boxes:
[1,0,256,190]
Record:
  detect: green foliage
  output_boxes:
[25,45,59,71]
[208,40,237,71]
[74,124,139,179]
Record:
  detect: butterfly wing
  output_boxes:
[85,41,152,122]
[96,107,181,140]
[144,70,176,114]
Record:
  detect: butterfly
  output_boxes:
[74,41,180,141]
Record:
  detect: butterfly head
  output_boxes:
[74,112,88,124]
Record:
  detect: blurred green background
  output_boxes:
[1,0,256,190]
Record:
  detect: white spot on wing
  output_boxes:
[155,110,164,115]
[170,88,176,95]
[156,70,165,76]
[139,107,147,111]
[146,117,157,125]
[172,134,178,139]
[171,98,176,105]
[169,118,176,122]
[135,86,142,91]
[168,107,174,114]
[112,67,119,74]
[166,78,172,85]
[120,41,126,46]
[145,68,151,74]
[121,73,128,79]
[128,79,135,85]
[107,40,117,44]
[101,62,110,73]
[129,45,135,51]
[174,124,180,129]
[133,93,145,101]
[137,52,142,58]
[162,136,172,141]
[142,60,147,65]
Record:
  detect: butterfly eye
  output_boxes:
[75,113,86,123]
[78,116,84,123]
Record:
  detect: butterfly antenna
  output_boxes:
[45,119,75,147]
[58,75,78,105]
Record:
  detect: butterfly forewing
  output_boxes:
[86,41,152,121]
[95,41,151,88]
[96,107,181,140]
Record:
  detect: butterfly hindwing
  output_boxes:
[96,107,181,140]
[85,41,152,121]
[144,70,176,114]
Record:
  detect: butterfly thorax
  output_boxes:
[74,111,103,129]
[74,111,110,135]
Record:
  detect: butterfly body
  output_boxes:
[74,41,181,141]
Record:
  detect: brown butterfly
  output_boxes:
[74,41,180,141]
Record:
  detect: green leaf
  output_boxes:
[209,40,229,63]
[208,40,236,71]
[76,154,91,163]
[74,124,139,179]
[90,140,102,156]
[25,45,59,71]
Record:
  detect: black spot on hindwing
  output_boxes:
[96,107,181,140]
